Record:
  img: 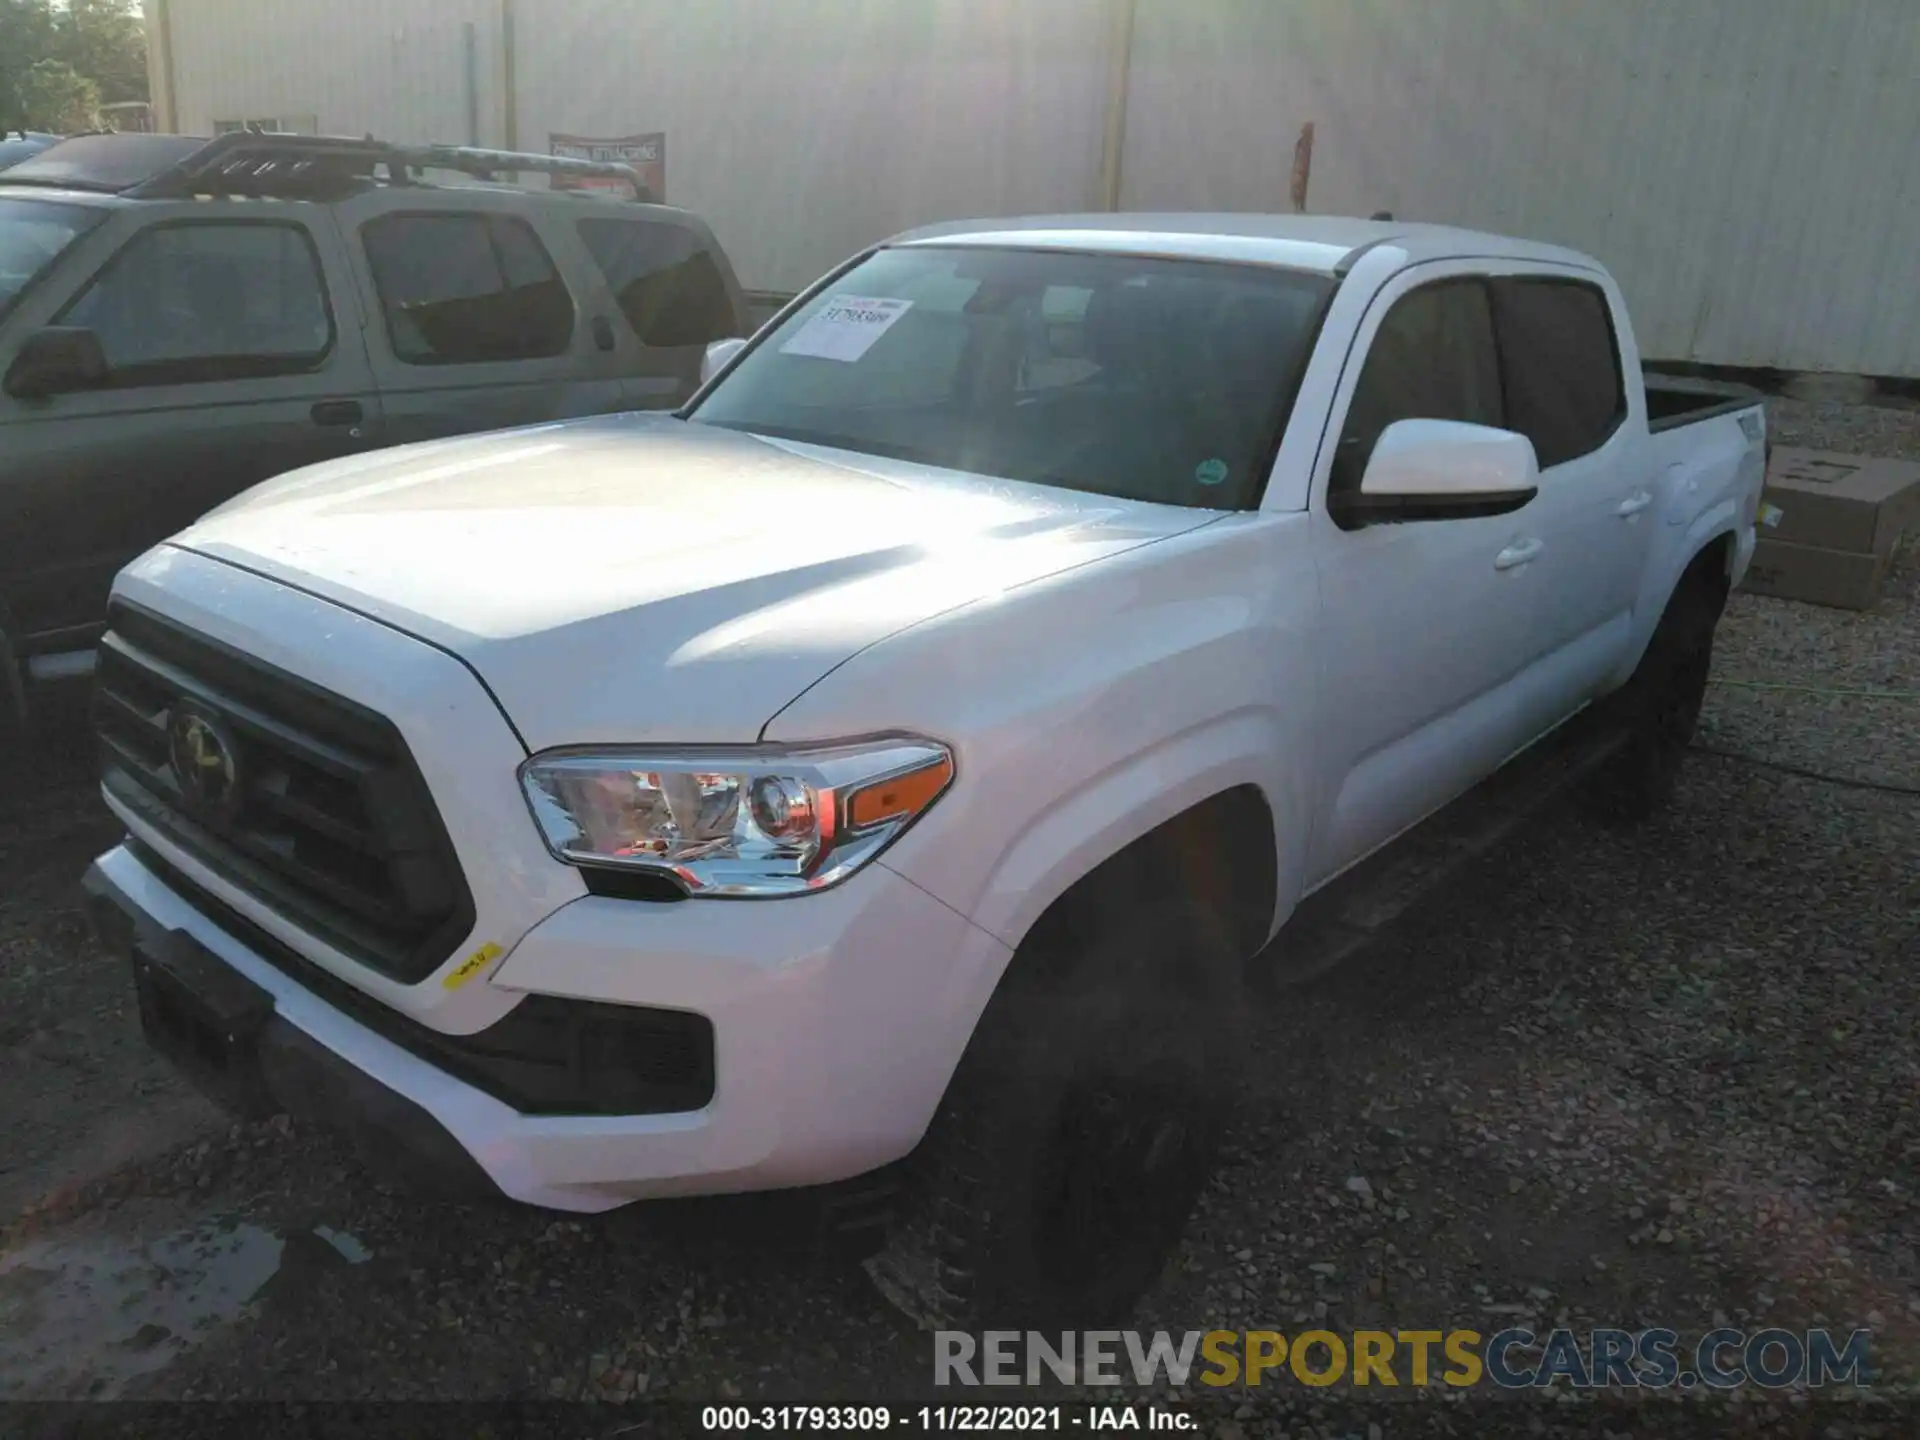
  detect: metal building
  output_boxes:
[144,0,1920,378]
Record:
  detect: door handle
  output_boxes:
[311,400,364,428]
[592,316,617,353]
[1494,538,1545,571]
[1617,490,1654,517]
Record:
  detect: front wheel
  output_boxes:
[900,900,1247,1330]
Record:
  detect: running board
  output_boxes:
[1256,712,1634,990]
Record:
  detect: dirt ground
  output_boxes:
[0,703,219,1225]
[1,405,1916,1437]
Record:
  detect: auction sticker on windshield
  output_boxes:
[779,296,914,362]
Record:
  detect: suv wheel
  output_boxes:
[902,900,1246,1329]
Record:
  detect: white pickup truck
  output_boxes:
[83,214,1767,1328]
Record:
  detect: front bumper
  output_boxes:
[86,837,1010,1212]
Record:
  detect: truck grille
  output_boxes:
[94,602,475,984]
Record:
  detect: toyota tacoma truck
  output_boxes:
[83,213,1767,1328]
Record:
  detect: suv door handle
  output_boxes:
[311,400,364,428]
[591,316,617,352]
[1494,538,1545,571]
[1617,490,1654,517]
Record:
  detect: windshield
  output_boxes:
[688,244,1333,510]
[0,196,103,321]
[0,135,57,171]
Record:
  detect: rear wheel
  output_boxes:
[0,627,28,794]
[904,900,1246,1329]
[1580,575,1722,825]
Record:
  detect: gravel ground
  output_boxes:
[0,699,219,1223]
[0,398,1915,1437]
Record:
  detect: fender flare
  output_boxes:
[1610,506,1741,691]
[961,708,1310,956]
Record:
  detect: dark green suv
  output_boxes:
[0,131,748,735]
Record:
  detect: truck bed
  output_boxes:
[1644,371,1766,433]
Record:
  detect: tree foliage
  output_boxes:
[1,0,148,133]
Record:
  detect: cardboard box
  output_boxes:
[1759,448,1920,554]
[1742,531,1903,611]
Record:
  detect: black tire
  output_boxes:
[0,627,29,797]
[1580,576,1722,826]
[909,899,1247,1329]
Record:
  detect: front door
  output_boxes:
[1305,268,1549,886]
[0,209,380,658]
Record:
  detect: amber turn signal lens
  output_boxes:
[844,755,954,832]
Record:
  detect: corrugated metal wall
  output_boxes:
[147,0,1920,377]
[152,0,504,156]
[510,0,1114,298]
[1119,0,1920,377]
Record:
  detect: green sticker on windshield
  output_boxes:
[1194,458,1230,487]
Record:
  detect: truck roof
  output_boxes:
[889,212,1603,277]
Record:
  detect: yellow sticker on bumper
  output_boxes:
[442,942,504,991]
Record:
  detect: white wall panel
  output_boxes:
[157,0,502,152]
[1119,0,1920,375]
[508,0,1114,295]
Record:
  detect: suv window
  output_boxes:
[0,196,106,321]
[1335,278,1502,491]
[1491,278,1625,468]
[58,221,331,385]
[576,217,736,349]
[362,213,574,364]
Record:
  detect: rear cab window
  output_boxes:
[575,216,740,349]
[361,212,575,364]
[1489,277,1626,467]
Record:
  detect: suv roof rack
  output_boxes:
[130,131,658,202]
[1,129,657,202]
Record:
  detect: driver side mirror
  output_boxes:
[1329,418,1539,528]
[700,336,748,385]
[5,326,109,400]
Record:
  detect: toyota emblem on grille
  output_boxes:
[167,704,243,818]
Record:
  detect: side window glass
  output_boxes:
[362,213,575,365]
[575,218,737,349]
[1335,279,1501,491]
[58,222,331,385]
[1492,279,1626,468]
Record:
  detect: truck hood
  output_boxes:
[173,413,1214,751]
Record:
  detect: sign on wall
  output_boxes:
[549,132,666,200]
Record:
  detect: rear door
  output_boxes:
[0,204,379,657]
[338,191,628,445]
[1487,271,1650,704]
[572,211,748,410]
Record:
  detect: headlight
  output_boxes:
[518,737,954,897]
